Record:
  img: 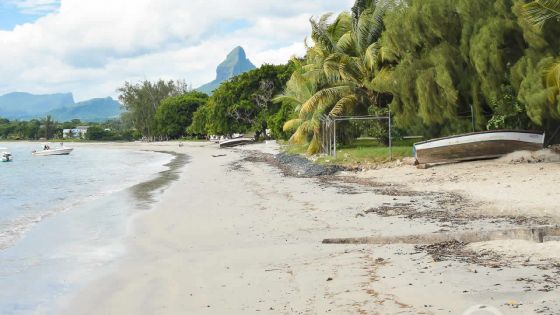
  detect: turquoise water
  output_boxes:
[0,142,175,314]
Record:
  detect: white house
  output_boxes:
[63,126,89,139]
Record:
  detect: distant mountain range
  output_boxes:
[0,92,122,122]
[1,46,255,121]
[197,46,256,95]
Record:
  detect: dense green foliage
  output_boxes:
[277,0,560,153]
[378,0,560,134]
[0,118,42,140]
[0,117,137,141]
[118,80,189,140]
[155,91,208,139]
[189,63,296,139]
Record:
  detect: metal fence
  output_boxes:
[320,114,393,160]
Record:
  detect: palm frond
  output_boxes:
[300,85,351,116]
[283,118,304,132]
[365,42,381,72]
[273,95,302,106]
[329,95,358,116]
[356,5,386,53]
[328,12,352,41]
[290,126,307,144]
[307,133,321,155]
[523,0,560,29]
[323,53,345,82]
[337,31,355,54]
[338,57,364,83]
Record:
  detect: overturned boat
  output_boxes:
[413,130,545,165]
[219,137,254,148]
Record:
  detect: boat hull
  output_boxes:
[32,148,74,156]
[414,131,544,164]
[219,138,254,148]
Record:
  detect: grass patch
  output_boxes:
[316,145,412,166]
[281,138,414,166]
[320,138,413,166]
[281,142,309,155]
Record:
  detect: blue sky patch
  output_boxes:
[0,1,60,30]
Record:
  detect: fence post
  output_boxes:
[388,112,393,161]
[333,118,337,159]
[321,117,325,154]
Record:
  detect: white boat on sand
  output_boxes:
[219,137,254,148]
[413,130,545,165]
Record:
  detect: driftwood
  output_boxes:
[322,226,560,245]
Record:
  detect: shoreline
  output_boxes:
[60,141,560,314]
[0,143,183,315]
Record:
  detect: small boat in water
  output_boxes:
[219,137,254,148]
[413,130,545,165]
[32,144,73,156]
[1,151,12,162]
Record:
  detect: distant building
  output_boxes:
[63,126,89,139]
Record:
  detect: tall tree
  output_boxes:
[376,0,560,136]
[118,80,188,140]
[193,63,294,138]
[155,91,208,139]
[41,115,55,140]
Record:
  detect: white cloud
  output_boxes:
[0,0,354,101]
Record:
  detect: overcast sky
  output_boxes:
[0,0,353,101]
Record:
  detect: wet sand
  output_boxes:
[63,141,560,314]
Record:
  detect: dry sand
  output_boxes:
[63,141,560,314]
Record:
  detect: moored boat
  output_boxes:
[1,151,12,162]
[219,137,254,148]
[32,147,74,156]
[413,130,545,165]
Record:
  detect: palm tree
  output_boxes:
[276,61,322,153]
[280,0,391,154]
[278,12,352,154]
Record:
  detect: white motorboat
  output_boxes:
[32,147,73,156]
[1,151,12,162]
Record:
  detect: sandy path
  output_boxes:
[63,142,560,314]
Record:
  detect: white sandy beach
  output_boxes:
[62,141,560,314]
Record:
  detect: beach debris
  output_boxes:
[499,149,560,164]
[212,154,227,158]
[242,151,342,177]
[326,277,333,281]
[505,300,520,308]
[322,226,560,245]
[416,163,431,169]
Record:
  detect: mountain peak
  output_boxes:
[197,46,256,95]
[227,46,247,60]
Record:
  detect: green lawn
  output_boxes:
[281,138,414,166]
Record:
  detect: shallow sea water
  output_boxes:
[0,142,176,314]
